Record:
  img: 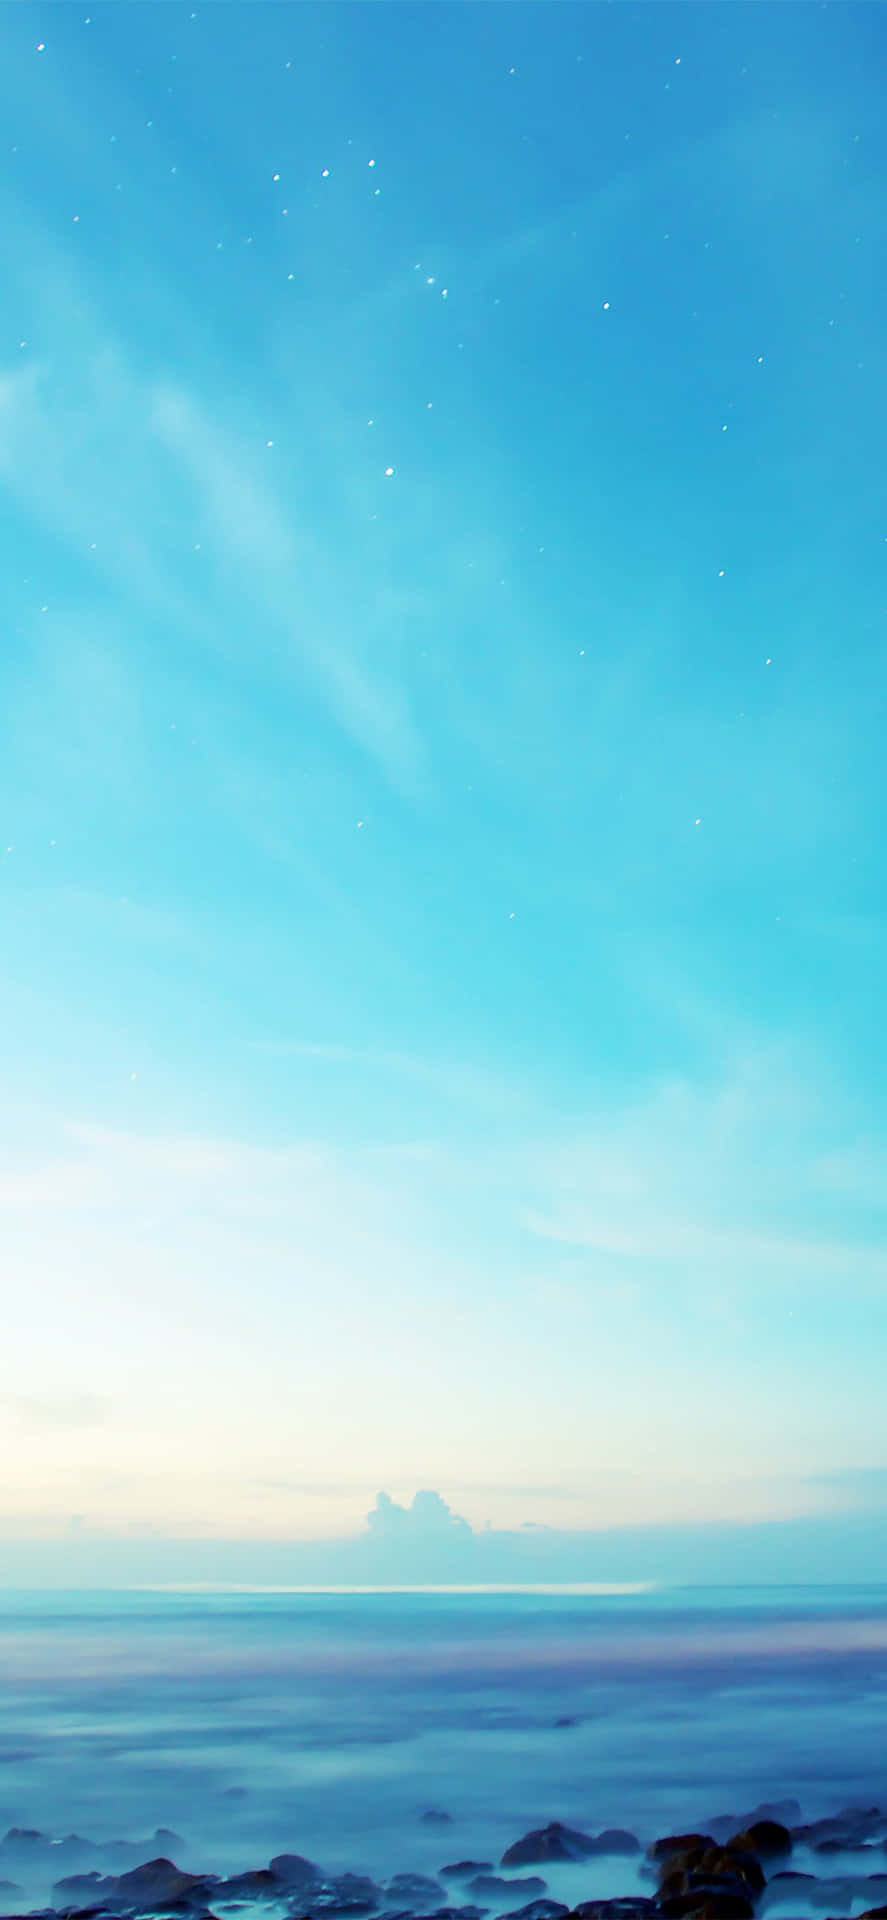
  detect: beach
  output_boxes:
[2,1589,887,1917]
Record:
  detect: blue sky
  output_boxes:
[2,2,887,1576]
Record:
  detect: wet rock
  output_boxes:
[648,1840,716,1866]
[584,1833,641,1858]
[441,1867,494,1882]
[469,1879,547,1899]
[793,1812,885,1849]
[658,1895,754,1920]
[310,1873,381,1914]
[416,1909,488,1920]
[857,1908,887,1920]
[386,1879,445,1904]
[502,1825,598,1866]
[728,1825,792,1862]
[814,1842,877,1856]
[54,1859,214,1915]
[499,1902,569,1920]
[54,1874,109,1901]
[215,1870,279,1900]
[572,1901,656,1920]
[107,1858,211,1912]
[269,1854,322,1888]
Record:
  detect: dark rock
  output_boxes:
[0,1881,22,1896]
[310,1874,381,1915]
[54,1859,215,1915]
[427,1909,487,1920]
[649,1840,716,1866]
[815,1843,876,1856]
[658,1896,754,1920]
[555,1719,578,1729]
[572,1902,656,1920]
[585,1833,641,1858]
[470,1879,547,1899]
[794,1812,885,1849]
[502,1825,598,1867]
[857,1909,887,1920]
[499,1903,569,1920]
[441,1867,494,1883]
[55,1875,108,1901]
[216,1871,279,1900]
[110,1858,211,1912]
[386,1879,445,1903]
[422,1814,454,1828]
[269,1855,322,1888]
[729,1825,792,1862]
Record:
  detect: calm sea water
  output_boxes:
[3,1587,887,1908]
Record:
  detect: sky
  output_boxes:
[1,1,887,1583]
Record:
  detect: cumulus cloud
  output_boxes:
[366,1490,474,1538]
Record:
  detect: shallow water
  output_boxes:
[2,1588,887,1910]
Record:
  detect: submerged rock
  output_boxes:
[499,1902,569,1920]
[310,1873,382,1914]
[571,1901,656,1920]
[584,1833,641,1858]
[385,1878,445,1904]
[440,1867,494,1882]
[53,1859,215,1915]
[502,1825,598,1867]
[421,1814,454,1828]
[268,1854,321,1887]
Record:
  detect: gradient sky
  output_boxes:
[2,2,887,1573]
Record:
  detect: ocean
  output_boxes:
[2,1587,887,1912]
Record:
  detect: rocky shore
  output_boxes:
[3,1802,887,1920]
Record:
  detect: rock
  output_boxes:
[441,1867,494,1882]
[0,1881,23,1896]
[555,1719,578,1729]
[54,1874,108,1901]
[502,1825,598,1867]
[794,1812,885,1849]
[54,1859,214,1915]
[386,1879,445,1903]
[310,1874,381,1914]
[658,1896,754,1920]
[112,1858,211,1911]
[269,1854,322,1888]
[585,1832,641,1858]
[729,1825,792,1861]
[572,1902,656,1920]
[815,1842,877,1856]
[215,1871,279,1900]
[857,1909,887,1920]
[470,1879,547,1899]
[649,1839,716,1865]
[418,1910,488,1920]
[499,1903,569,1920]
[422,1814,454,1828]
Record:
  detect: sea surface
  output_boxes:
[3,1587,887,1911]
